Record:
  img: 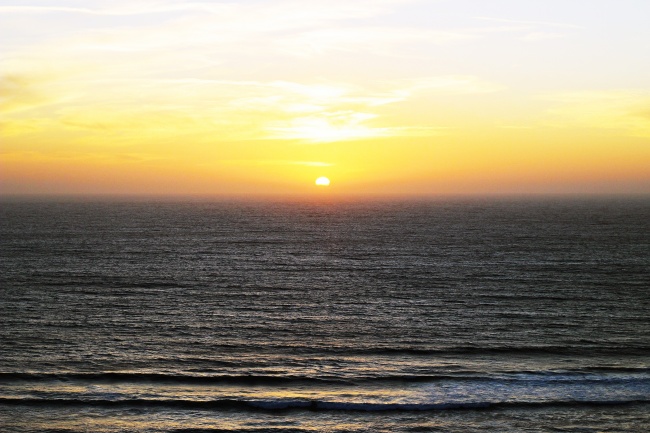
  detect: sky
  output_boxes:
[1,0,649,196]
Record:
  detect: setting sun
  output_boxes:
[315,177,331,187]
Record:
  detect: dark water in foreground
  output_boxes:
[1,197,649,432]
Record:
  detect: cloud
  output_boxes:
[474,16,583,30]
[0,74,62,114]
[0,0,426,81]
[542,90,650,137]
[0,1,504,144]
[266,112,388,142]
[401,76,504,94]
[0,0,409,20]
[0,2,233,16]
[0,73,499,142]
[0,118,51,136]
[521,32,564,41]
[633,108,650,121]
[471,16,580,43]
[219,160,334,167]
[276,26,474,57]
[0,75,36,112]
[0,6,98,14]
[223,76,497,141]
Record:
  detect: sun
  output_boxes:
[315,176,331,186]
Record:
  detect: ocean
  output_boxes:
[1,196,649,432]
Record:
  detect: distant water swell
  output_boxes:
[0,372,350,386]
[1,397,649,412]
[332,345,650,357]
[2,369,649,415]
[2,369,650,385]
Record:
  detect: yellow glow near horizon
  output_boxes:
[269,116,387,143]
[1,1,649,196]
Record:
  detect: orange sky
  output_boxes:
[1,0,649,196]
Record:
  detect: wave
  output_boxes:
[329,345,650,357]
[2,369,649,386]
[0,397,648,412]
[3,370,650,386]
[0,372,351,385]
[130,344,649,357]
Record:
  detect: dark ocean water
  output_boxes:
[1,197,649,432]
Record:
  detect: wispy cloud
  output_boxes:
[1,0,427,80]
[0,73,68,114]
[474,16,583,30]
[521,32,564,41]
[0,71,502,144]
[219,160,334,167]
[542,90,650,137]
[276,26,474,57]
[396,76,504,94]
[0,2,233,16]
[0,0,410,19]
[0,6,98,14]
[473,16,580,42]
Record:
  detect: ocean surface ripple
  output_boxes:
[1,197,649,432]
